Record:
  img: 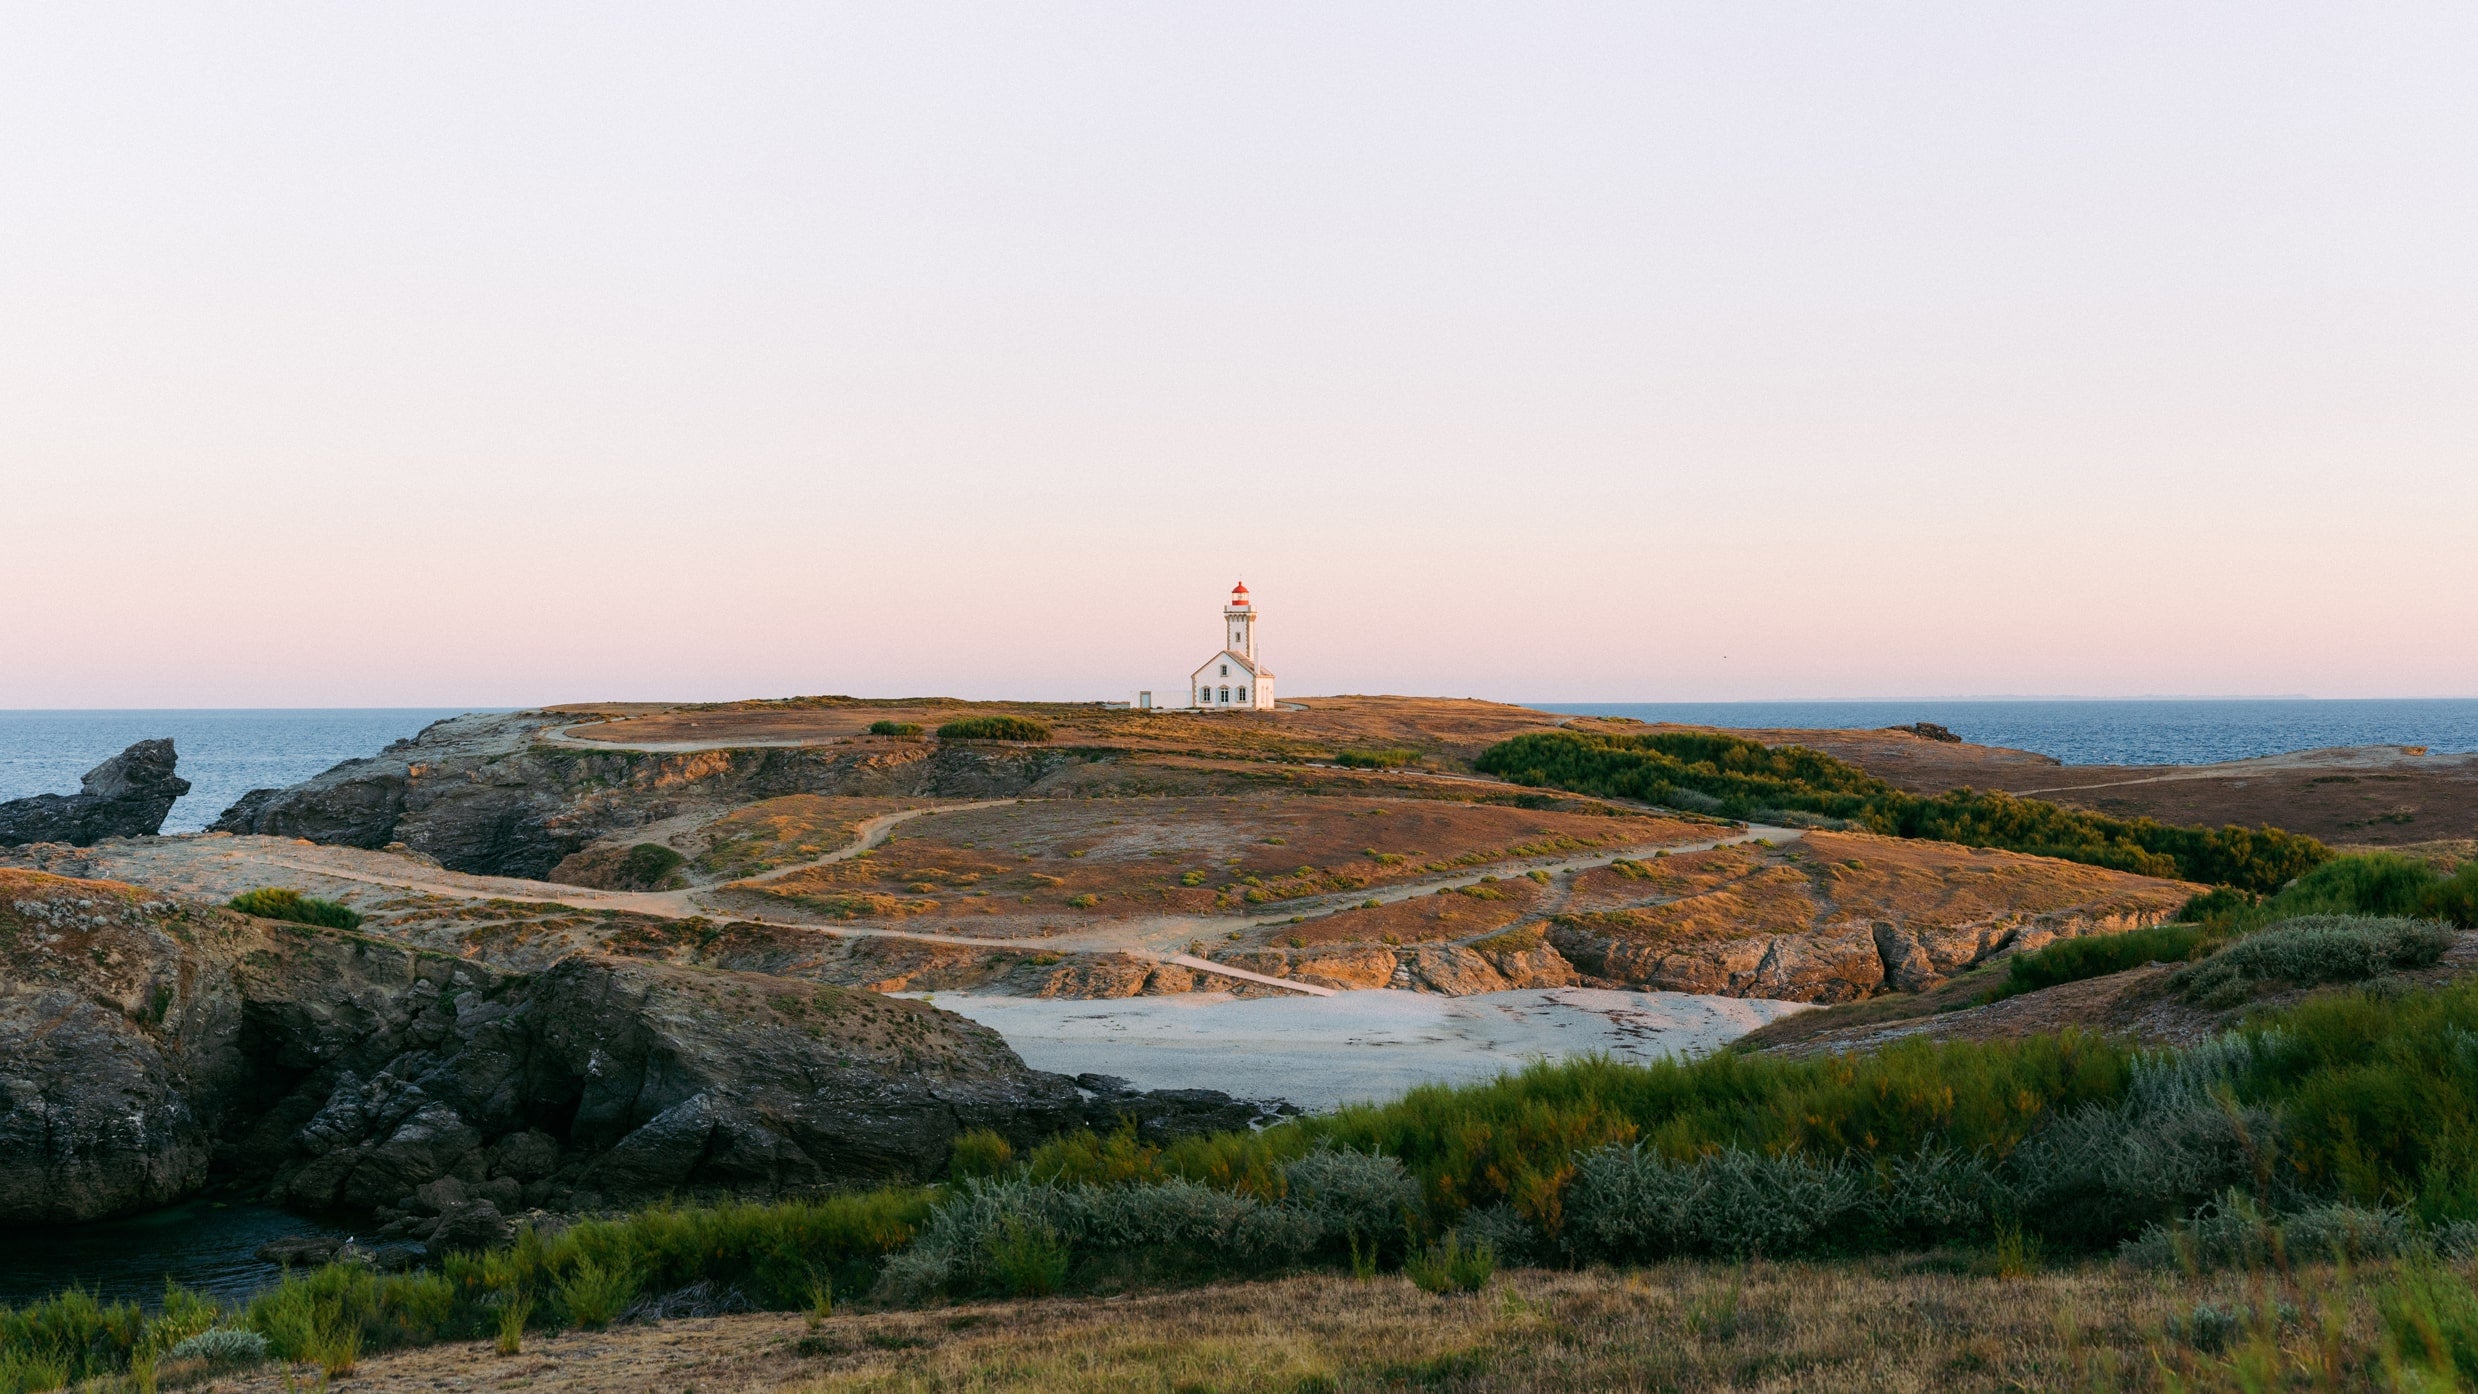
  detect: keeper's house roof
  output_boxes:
[1192,651,1270,679]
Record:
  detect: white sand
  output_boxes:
[911,988,1811,1112]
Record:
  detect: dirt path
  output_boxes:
[262,813,1803,998]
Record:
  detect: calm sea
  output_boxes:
[0,709,475,833]
[7,704,2478,835]
[1542,699,2478,767]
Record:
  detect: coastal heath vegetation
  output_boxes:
[1474,728,2331,892]
[14,980,2478,1381]
[225,886,363,930]
[936,716,1053,742]
[1988,849,2477,1002]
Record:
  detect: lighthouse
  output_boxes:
[1189,582,1276,710]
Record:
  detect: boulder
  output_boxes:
[0,740,190,847]
[426,1199,512,1258]
[255,1235,347,1267]
[1399,946,1512,996]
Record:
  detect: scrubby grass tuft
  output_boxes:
[937,716,1052,742]
[1404,1233,1495,1294]
[1991,922,2206,1001]
[228,886,363,930]
[1333,748,1417,770]
[867,720,924,738]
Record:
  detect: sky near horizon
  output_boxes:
[4,5,2475,709]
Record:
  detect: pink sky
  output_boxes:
[5,5,2474,708]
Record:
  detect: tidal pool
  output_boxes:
[0,1199,347,1307]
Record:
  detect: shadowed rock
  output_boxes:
[0,868,1291,1225]
[0,740,190,847]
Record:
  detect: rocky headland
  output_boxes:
[0,739,190,847]
[0,869,1282,1229]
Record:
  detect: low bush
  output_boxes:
[228,886,364,930]
[867,720,924,738]
[936,716,1052,742]
[2122,1191,2419,1271]
[1332,748,1417,770]
[2182,852,2478,933]
[162,1327,268,1370]
[1991,923,2207,1001]
[881,1177,1321,1301]
[1403,1233,1494,1294]
[949,1128,1016,1180]
[1474,729,2330,892]
[553,1258,639,1329]
[612,843,686,891]
[2168,916,2453,1007]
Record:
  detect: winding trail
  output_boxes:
[262,795,1802,997]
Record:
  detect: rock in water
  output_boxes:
[0,740,191,846]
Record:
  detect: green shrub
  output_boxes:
[936,716,1052,742]
[2169,915,2453,1007]
[227,886,364,930]
[984,1216,1071,1297]
[612,843,686,891]
[948,1128,1017,1179]
[1403,1232,1494,1294]
[162,1327,267,1370]
[867,720,924,738]
[1332,748,1417,770]
[553,1258,638,1329]
[2383,1258,2478,1384]
[2421,861,2478,929]
[2274,853,2446,919]
[494,1297,528,1356]
[1473,730,2330,892]
[1990,923,2207,1001]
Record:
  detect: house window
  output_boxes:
[1237,686,1247,702]
[1220,664,1229,676]
[1199,686,1211,703]
[1220,686,1231,703]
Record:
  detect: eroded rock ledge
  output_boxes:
[0,869,1279,1225]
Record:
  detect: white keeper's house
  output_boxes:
[1132,582,1278,711]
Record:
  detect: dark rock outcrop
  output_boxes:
[0,872,252,1221]
[0,740,190,847]
[212,713,1087,878]
[1,869,1286,1226]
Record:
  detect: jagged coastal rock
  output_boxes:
[0,739,190,847]
[211,712,1081,878]
[0,868,1281,1226]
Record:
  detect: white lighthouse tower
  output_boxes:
[1189,582,1275,710]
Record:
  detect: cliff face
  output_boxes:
[0,870,1096,1225]
[211,713,1082,878]
[0,739,191,847]
[0,872,252,1221]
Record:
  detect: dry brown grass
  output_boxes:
[217,1258,2455,1393]
[736,796,1695,929]
[696,797,942,879]
[1561,830,2192,947]
[553,695,1570,770]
